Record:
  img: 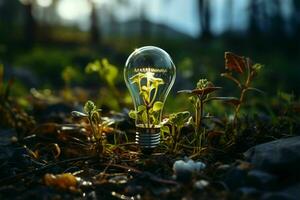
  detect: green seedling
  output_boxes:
[222,52,263,124]
[71,100,107,154]
[161,111,190,153]
[128,72,164,129]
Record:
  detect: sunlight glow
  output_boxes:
[36,0,52,7]
[57,0,91,21]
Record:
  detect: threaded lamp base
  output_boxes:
[136,128,160,153]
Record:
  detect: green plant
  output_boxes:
[161,111,190,153]
[0,64,35,139]
[178,79,221,152]
[85,58,120,110]
[221,52,263,124]
[128,72,164,128]
[71,100,106,154]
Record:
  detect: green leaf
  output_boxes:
[141,86,148,91]
[169,111,190,126]
[84,100,97,114]
[149,108,153,114]
[85,61,101,74]
[128,110,137,119]
[153,101,163,112]
[246,87,265,94]
[140,91,149,102]
[142,111,148,124]
[130,73,145,84]
[71,111,87,118]
[137,105,146,112]
[252,63,263,72]
[161,126,170,134]
[101,58,118,86]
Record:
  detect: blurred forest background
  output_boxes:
[0,0,299,114]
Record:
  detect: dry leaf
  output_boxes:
[44,173,77,190]
[225,52,247,74]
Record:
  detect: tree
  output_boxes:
[198,0,211,39]
[88,0,100,45]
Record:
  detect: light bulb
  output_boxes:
[124,46,176,152]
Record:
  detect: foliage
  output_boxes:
[178,79,222,153]
[128,72,164,128]
[85,59,121,110]
[161,111,190,153]
[85,59,119,88]
[0,64,35,139]
[72,100,106,154]
[222,52,263,125]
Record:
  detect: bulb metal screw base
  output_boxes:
[136,128,160,154]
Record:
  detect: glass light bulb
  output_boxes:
[124,46,176,151]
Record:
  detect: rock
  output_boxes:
[216,164,231,171]
[261,184,300,200]
[247,170,277,189]
[173,159,206,183]
[194,180,209,190]
[244,136,300,175]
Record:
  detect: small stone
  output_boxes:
[173,159,206,183]
[217,164,231,171]
[173,159,206,174]
[194,180,209,190]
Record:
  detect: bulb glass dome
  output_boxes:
[124,46,176,150]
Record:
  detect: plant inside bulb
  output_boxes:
[124,46,176,151]
[129,71,164,129]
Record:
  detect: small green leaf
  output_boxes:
[71,111,88,118]
[85,61,101,74]
[129,110,137,119]
[252,63,263,72]
[84,100,97,114]
[142,111,148,124]
[140,91,149,102]
[130,73,144,84]
[153,101,163,112]
[137,105,146,112]
[161,126,170,134]
[141,86,148,92]
[246,87,265,94]
[149,108,153,114]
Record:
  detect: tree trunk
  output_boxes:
[198,0,211,39]
[89,1,100,45]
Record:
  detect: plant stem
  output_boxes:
[146,106,150,128]
[234,62,251,124]
[149,87,158,107]
[88,116,97,140]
